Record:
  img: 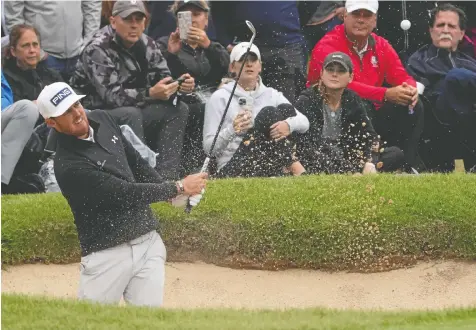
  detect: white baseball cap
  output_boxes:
[37,82,85,119]
[230,42,261,63]
[345,0,379,14]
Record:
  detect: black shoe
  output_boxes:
[1,173,46,195]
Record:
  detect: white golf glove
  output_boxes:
[188,189,205,207]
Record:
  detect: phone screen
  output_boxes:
[177,11,192,41]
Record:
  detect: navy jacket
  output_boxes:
[406,44,476,98]
[54,110,178,256]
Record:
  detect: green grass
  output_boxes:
[2,174,476,271]
[2,294,476,330]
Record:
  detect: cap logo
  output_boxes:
[50,87,72,107]
[371,56,378,67]
[130,0,137,4]
[333,55,343,59]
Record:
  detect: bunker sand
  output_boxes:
[2,261,476,310]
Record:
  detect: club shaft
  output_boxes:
[185,27,256,214]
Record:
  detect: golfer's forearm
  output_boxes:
[101,181,178,207]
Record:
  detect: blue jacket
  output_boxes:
[1,71,13,111]
[406,44,476,98]
[211,1,304,48]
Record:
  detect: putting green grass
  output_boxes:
[2,174,476,271]
[2,294,476,330]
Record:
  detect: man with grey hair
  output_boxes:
[407,3,476,172]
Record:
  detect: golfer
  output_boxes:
[37,82,208,307]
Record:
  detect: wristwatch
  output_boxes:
[176,180,184,194]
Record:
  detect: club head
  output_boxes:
[245,20,256,45]
[246,20,256,36]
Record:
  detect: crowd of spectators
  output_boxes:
[1,0,475,194]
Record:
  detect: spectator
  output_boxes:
[2,25,63,103]
[70,0,195,180]
[211,1,307,103]
[4,0,102,80]
[203,42,309,178]
[157,0,230,175]
[307,0,425,172]
[295,52,404,175]
[299,1,345,57]
[407,3,476,171]
[146,0,217,41]
[1,71,42,194]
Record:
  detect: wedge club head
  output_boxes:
[246,20,256,45]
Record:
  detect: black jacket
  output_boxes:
[54,110,178,256]
[294,87,377,171]
[406,44,476,99]
[157,37,229,93]
[2,59,64,102]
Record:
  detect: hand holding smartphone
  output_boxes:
[177,11,192,41]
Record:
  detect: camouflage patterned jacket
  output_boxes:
[70,25,172,110]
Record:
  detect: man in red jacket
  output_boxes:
[307,0,425,171]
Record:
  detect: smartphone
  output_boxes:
[238,97,254,125]
[238,97,253,110]
[177,11,192,41]
[167,76,187,85]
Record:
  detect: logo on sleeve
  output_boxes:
[50,88,72,106]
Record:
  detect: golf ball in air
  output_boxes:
[400,19,411,30]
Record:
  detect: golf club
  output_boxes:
[184,20,256,214]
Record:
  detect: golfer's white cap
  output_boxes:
[230,42,261,63]
[37,82,85,119]
[345,0,379,14]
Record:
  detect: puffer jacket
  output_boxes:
[70,25,172,110]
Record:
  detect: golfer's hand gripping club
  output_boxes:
[184,157,210,213]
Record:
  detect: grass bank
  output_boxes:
[2,174,476,271]
[2,294,476,330]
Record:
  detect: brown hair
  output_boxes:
[4,24,40,61]
[103,0,151,26]
[169,0,210,15]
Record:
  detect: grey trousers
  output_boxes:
[1,100,39,184]
[78,230,167,307]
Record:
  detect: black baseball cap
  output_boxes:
[175,0,209,14]
[112,0,147,18]
[323,52,353,73]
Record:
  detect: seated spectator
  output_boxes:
[407,3,476,171]
[307,0,424,172]
[3,0,102,81]
[296,52,404,174]
[70,0,195,180]
[146,0,217,42]
[211,0,307,103]
[2,24,63,104]
[203,42,309,178]
[157,0,230,175]
[299,1,345,56]
[1,71,43,194]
